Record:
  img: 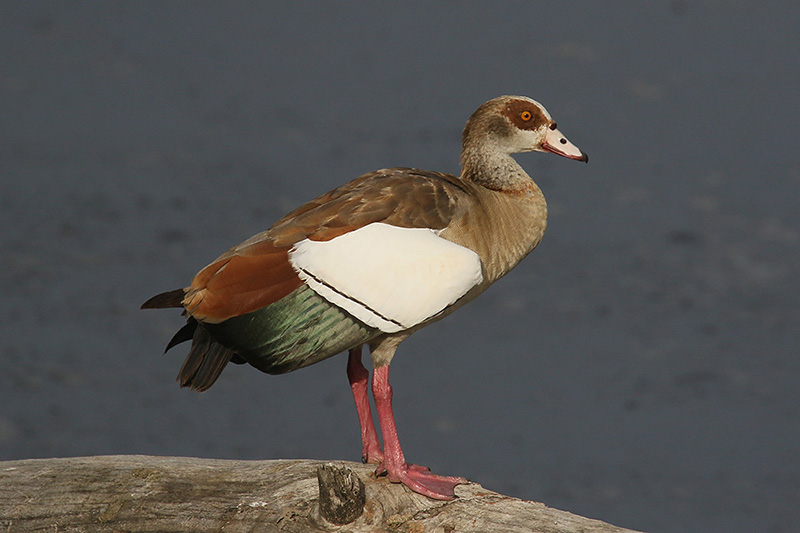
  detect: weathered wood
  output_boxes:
[317,463,366,524]
[0,455,644,532]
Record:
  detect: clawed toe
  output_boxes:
[377,463,467,500]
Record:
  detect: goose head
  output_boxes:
[462,95,588,163]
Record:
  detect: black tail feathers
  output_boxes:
[143,288,239,392]
[165,319,197,352]
[175,321,237,392]
[141,288,186,309]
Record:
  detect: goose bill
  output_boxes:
[542,127,589,162]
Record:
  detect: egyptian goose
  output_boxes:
[142,95,587,500]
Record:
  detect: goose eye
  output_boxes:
[520,111,532,121]
[549,122,558,130]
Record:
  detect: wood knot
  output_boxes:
[316,463,366,525]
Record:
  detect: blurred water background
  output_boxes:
[2,3,799,532]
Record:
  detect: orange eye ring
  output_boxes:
[520,111,532,121]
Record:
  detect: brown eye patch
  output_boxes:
[503,100,547,130]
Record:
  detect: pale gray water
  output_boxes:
[2,3,799,532]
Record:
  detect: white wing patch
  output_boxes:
[288,222,483,333]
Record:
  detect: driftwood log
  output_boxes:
[0,455,644,532]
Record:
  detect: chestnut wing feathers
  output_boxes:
[183,168,475,323]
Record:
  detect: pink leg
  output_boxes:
[346,347,383,464]
[371,364,467,500]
